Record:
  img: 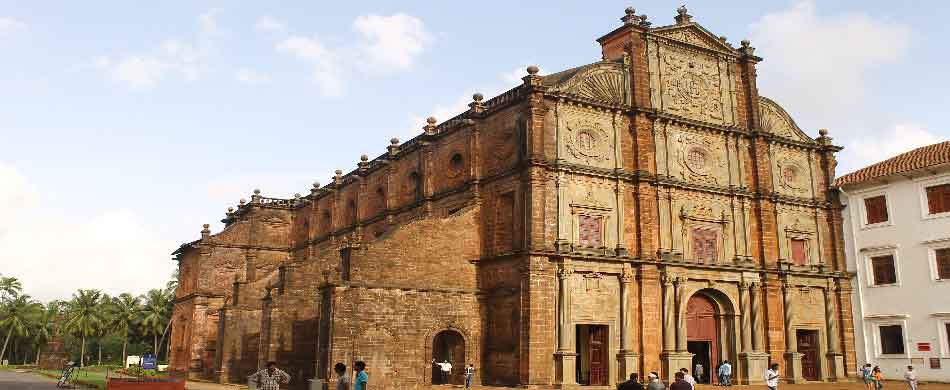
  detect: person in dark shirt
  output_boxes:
[619,373,644,390]
[670,372,692,390]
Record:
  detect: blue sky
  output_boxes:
[1,1,948,301]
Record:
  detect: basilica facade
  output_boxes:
[168,7,855,389]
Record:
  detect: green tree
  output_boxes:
[31,302,58,365]
[139,289,171,359]
[63,289,104,367]
[93,294,113,366]
[0,294,41,364]
[108,293,141,365]
[0,275,22,302]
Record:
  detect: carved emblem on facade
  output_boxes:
[661,47,724,123]
[776,156,808,194]
[584,272,605,292]
[675,130,724,184]
[565,119,612,165]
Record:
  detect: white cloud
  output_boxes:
[276,13,430,96]
[94,12,215,88]
[276,35,343,96]
[255,16,287,33]
[234,68,271,84]
[0,17,27,37]
[840,124,947,175]
[750,1,910,132]
[0,162,176,302]
[353,14,430,71]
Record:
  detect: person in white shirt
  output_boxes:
[441,360,453,384]
[717,360,732,386]
[680,368,696,389]
[904,366,918,390]
[694,364,704,383]
[765,364,780,390]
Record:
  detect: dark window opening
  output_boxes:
[864,195,889,224]
[871,255,897,285]
[936,248,950,280]
[926,183,950,214]
[879,325,905,355]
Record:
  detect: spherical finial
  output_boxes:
[741,39,751,47]
[360,154,369,162]
[253,189,261,195]
[202,223,210,229]
[239,198,246,205]
[335,169,343,175]
[227,207,234,213]
[294,193,301,198]
[526,65,539,75]
[819,128,828,136]
[625,7,636,16]
[426,116,437,125]
[677,5,688,15]
[313,181,321,188]
[472,92,484,102]
[390,138,400,145]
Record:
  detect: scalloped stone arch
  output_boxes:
[758,96,814,143]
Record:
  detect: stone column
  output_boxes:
[782,281,804,383]
[662,276,693,382]
[555,265,577,385]
[824,279,845,381]
[739,280,769,385]
[675,277,689,352]
[618,269,639,381]
[662,276,675,352]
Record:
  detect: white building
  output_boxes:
[838,141,950,382]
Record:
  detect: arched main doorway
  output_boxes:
[432,330,465,385]
[685,290,736,384]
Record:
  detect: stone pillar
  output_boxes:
[617,269,639,382]
[782,281,804,383]
[739,280,769,385]
[555,265,577,386]
[824,279,845,381]
[661,275,693,382]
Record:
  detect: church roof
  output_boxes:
[834,141,950,187]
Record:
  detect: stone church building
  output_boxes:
[169,7,856,389]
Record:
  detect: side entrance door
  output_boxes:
[797,330,820,381]
[589,326,608,386]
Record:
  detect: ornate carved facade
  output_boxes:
[169,6,854,390]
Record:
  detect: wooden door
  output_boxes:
[797,330,820,381]
[589,326,608,385]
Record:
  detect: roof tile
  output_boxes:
[834,141,950,187]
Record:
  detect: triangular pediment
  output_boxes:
[651,23,737,55]
[545,61,630,106]
[758,97,815,143]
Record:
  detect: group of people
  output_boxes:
[862,364,920,390]
[247,361,369,390]
[617,363,779,390]
[430,359,476,389]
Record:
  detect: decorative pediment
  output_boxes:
[759,97,814,143]
[548,62,630,106]
[651,24,737,54]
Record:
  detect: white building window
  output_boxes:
[862,246,901,287]
[858,187,893,229]
[918,174,950,220]
[935,315,950,358]
[868,318,910,358]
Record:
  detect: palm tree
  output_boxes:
[0,276,22,302]
[93,294,113,366]
[31,302,58,365]
[63,289,104,367]
[0,294,41,363]
[108,293,141,365]
[140,289,171,358]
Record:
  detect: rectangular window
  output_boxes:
[937,248,950,280]
[578,215,603,248]
[879,325,905,355]
[790,239,808,265]
[871,255,897,285]
[864,195,889,224]
[691,228,718,264]
[926,183,950,215]
[946,323,950,351]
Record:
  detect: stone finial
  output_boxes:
[818,128,828,136]
[638,14,651,28]
[358,154,371,172]
[739,39,756,56]
[424,116,438,135]
[227,207,234,214]
[469,92,485,114]
[311,181,321,195]
[294,193,301,199]
[313,181,321,189]
[526,65,540,75]
[360,154,369,162]
[253,189,261,195]
[251,189,262,203]
[817,128,833,146]
[201,223,211,238]
[388,138,400,157]
[675,5,692,25]
[621,7,639,25]
[523,65,542,87]
[239,198,246,206]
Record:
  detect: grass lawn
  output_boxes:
[35,367,113,389]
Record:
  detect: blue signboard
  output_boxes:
[142,355,157,370]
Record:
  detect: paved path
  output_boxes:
[0,370,59,390]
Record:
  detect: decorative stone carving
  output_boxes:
[565,119,612,165]
[550,64,629,106]
[584,272,605,292]
[661,46,724,123]
[774,153,810,195]
[674,129,726,184]
[759,97,812,142]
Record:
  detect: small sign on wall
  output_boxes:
[917,343,932,352]
[911,358,924,365]
[931,358,942,370]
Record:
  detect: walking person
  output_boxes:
[765,363,780,390]
[670,372,691,390]
[904,366,918,390]
[863,364,874,390]
[465,364,475,390]
[441,360,453,385]
[695,363,704,384]
[248,361,291,390]
[647,372,666,390]
[872,366,885,390]
[619,373,644,390]
[334,363,351,390]
[354,361,368,390]
[718,360,732,386]
[680,368,696,389]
